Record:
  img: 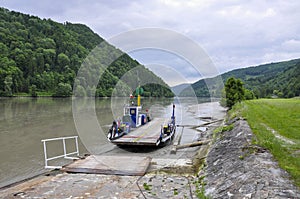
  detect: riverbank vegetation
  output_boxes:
[0,8,174,98]
[219,77,255,109]
[229,99,300,187]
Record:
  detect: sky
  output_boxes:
[2,0,300,86]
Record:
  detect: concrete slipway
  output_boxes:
[0,102,225,198]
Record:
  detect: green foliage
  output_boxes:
[143,84,174,97]
[57,53,70,69]
[0,7,174,98]
[180,78,210,97]
[29,84,38,97]
[232,99,300,187]
[3,75,13,96]
[194,176,211,199]
[222,77,245,109]
[52,83,72,97]
[244,89,255,100]
[213,124,234,134]
[143,182,152,191]
[222,59,300,98]
[173,188,178,195]
[74,85,86,97]
[181,58,300,98]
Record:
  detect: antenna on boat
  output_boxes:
[171,104,175,125]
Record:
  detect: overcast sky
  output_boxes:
[2,0,300,86]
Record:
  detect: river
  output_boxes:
[0,97,210,188]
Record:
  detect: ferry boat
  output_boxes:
[107,94,176,146]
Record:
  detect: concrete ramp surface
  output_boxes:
[62,155,151,176]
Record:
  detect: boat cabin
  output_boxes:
[123,105,148,128]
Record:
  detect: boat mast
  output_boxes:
[137,71,141,106]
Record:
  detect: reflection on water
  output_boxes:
[0,97,207,188]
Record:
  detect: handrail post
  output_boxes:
[63,138,67,158]
[75,136,79,156]
[43,141,48,168]
[41,136,79,169]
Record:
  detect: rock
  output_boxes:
[204,120,300,198]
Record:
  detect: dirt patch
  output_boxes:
[260,123,296,145]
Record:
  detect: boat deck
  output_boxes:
[111,118,169,146]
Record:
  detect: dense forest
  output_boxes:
[178,58,300,98]
[0,8,174,97]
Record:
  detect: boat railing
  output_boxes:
[41,136,79,169]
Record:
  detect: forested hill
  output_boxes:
[178,58,300,98]
[0,7,174,97]
[221,59,300,98]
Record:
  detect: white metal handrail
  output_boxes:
[41,136,79,169]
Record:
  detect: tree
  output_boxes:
[52,82,72,97]
[57,53,70,70]
[74,85,86,97]
[221,77,245,109]
[244,89,255,100]
[86,85,96,97]
[4,75,13,96]
[0,42,8,57]
[29,84,37,97]
[0,8,173,97]
[273,90,283,98]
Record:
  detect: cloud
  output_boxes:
[281,40,300,51]
[129,49,201,86]
[2,0,300,85]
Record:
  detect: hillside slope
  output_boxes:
[179,58,300,98]
[0,7,173,97]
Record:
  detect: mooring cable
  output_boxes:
[136,175,147,199]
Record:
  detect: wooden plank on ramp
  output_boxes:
[62,155,151,176]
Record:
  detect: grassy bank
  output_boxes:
[229,99,300,187]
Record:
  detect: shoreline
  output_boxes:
[0,101,225,198]
[1,101,298,198]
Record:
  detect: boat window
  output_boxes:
[124,108,129,115]
[130,108,136,115]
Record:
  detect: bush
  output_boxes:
[29,85,38,97]
[52,83,72,97]
[221,77,247,109]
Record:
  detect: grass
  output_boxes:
[14,91,54,97]
[13,92,31,97]
[194,176,211,199]
[213,124,234,134]
[229,98,300,187]
[36,91,54,96]
[143,182,152,191]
